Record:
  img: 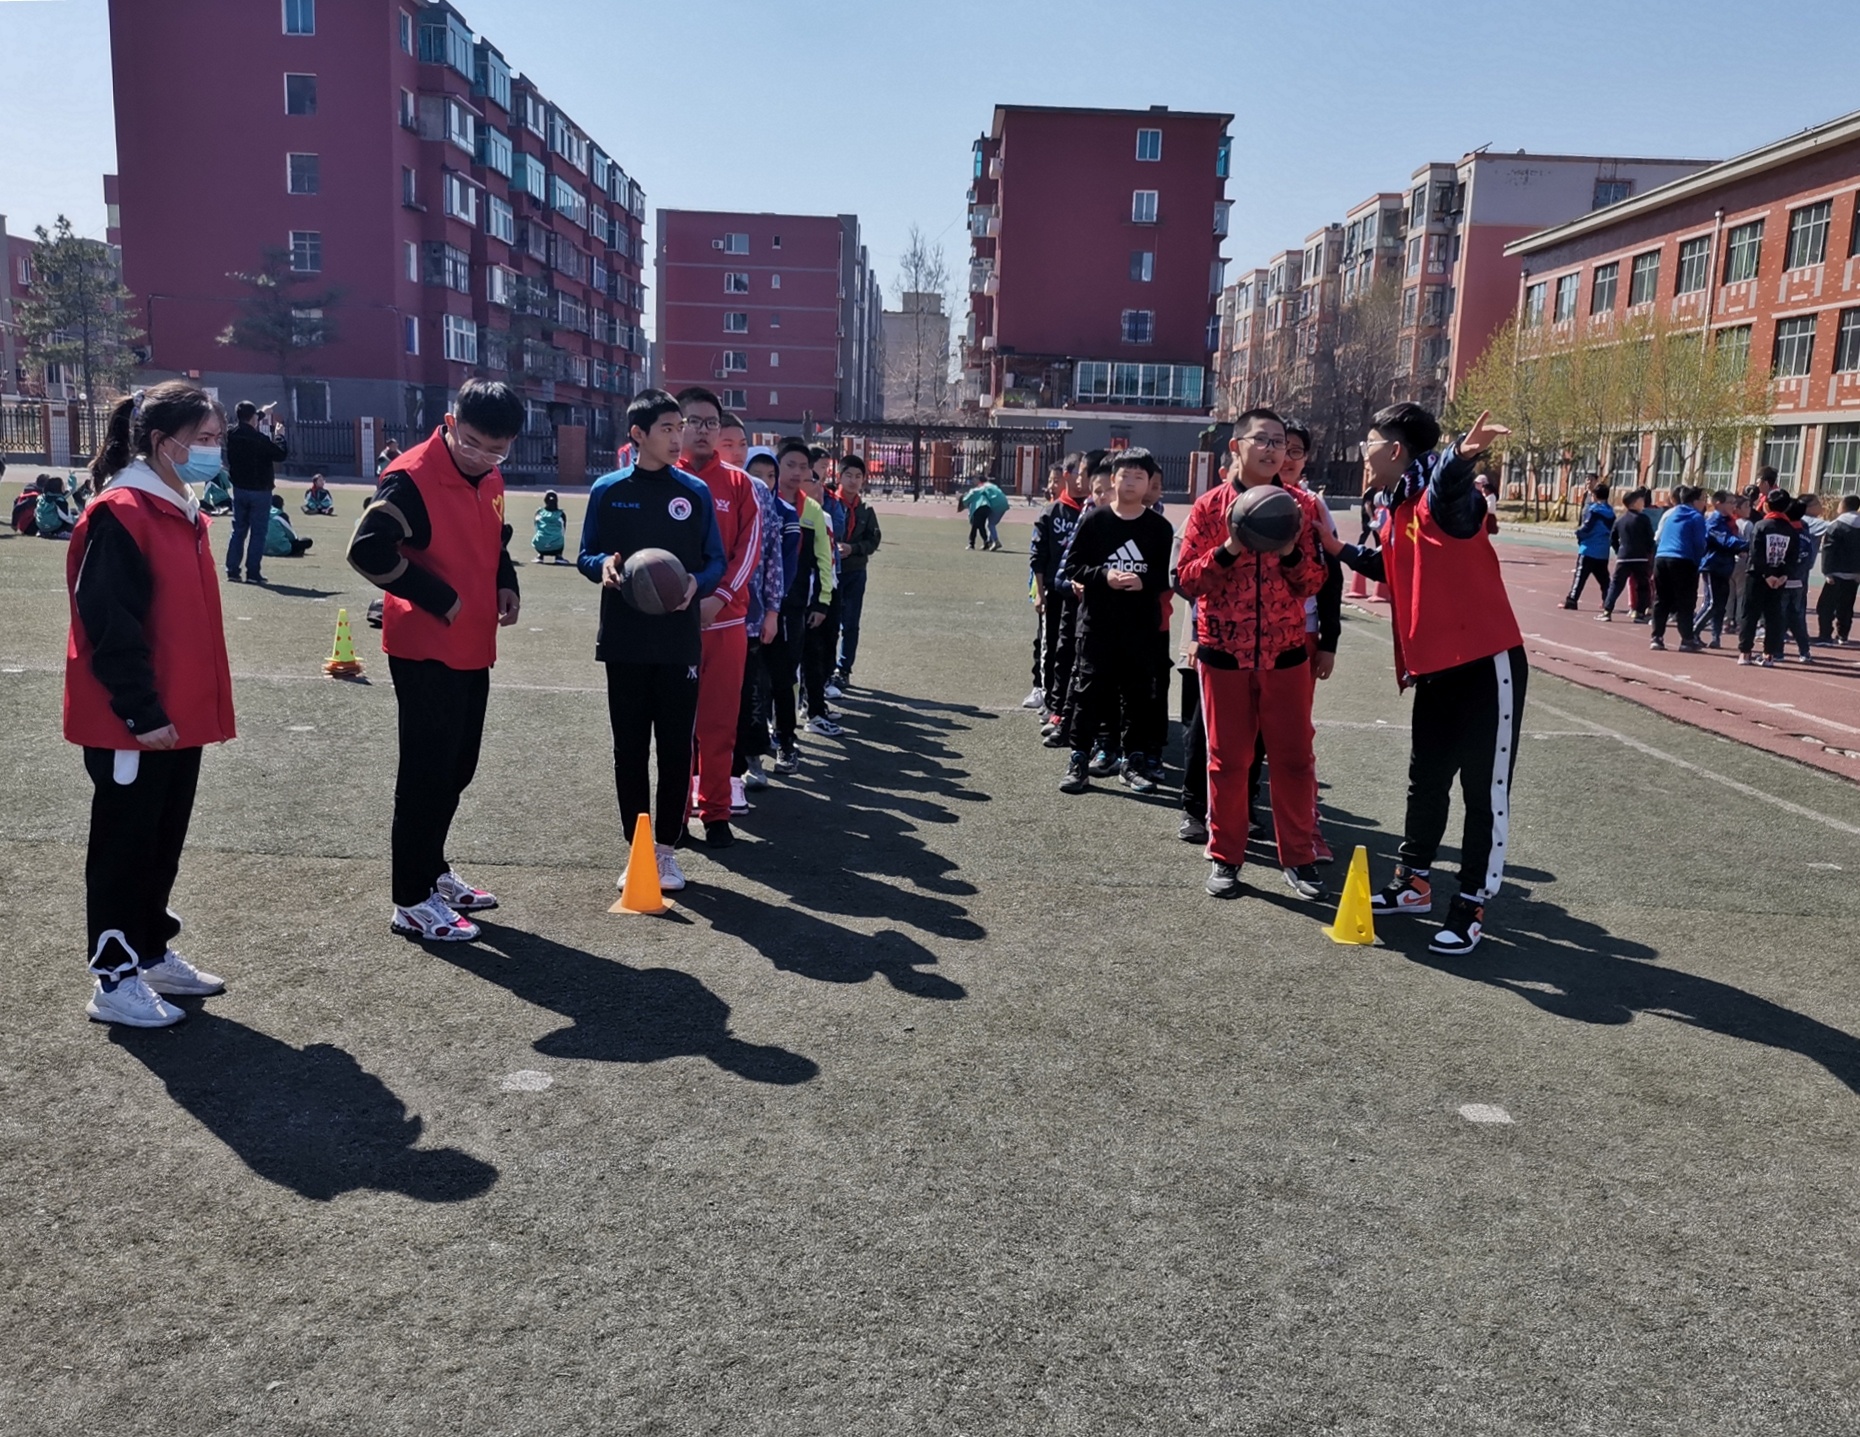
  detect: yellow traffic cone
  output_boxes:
[323,607,365,679]
[1323,845,1380,946]
[609,814,672,916]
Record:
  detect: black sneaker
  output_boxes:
[1119,754,1157,794]
[1140,755,1169,785]
[1041,728,1069,749]
[1205,861,1241,899]
[1177,812,1208,844]
[1370,866,1434,915]
[1282,864,1324,900]
[1087,746,1121,778]
[773,747,800,774]
[1429,895,1486,954]
[703,820,735,849]
[1059,754,1091,794]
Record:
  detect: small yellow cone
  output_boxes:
[610,813,672,916]
[1323,844,1380,946]
[323,607,365,679]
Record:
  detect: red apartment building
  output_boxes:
[2,216,38,397]
[963,104,1233,422]
[1508,108,1860,491]
[654,210,882,432]
[106,0,648,450]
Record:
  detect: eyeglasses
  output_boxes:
[682,416,721,432]
[1244,435,1286,451]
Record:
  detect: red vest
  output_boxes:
[64,485,237,749]
[1378,490,1522,681]
[381,429,507,670]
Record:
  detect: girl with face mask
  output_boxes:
[65,382,238,1028]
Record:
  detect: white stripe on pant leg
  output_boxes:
[1481,652,1515,904]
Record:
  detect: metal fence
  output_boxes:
[833,421,1073,500]
[277,420,358,478]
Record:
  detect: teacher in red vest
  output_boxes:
[1324,403,1521,956]
[348,379,523,944]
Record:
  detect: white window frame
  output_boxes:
[443,172,479,226]
[282,0,315,36]
[721,388,748,409]
[404,240,418,283]
[725,272,750,293]
[1773,315,1817,377]
[1135,128,1162,162]
[769,352,779,368]
[286,152,319,195]
[288,230,322,273]
[723,233,749,254]
[1675,236,1711,295]
[1121,308,1155,344]
[443,313,479,364]
[398,9,413,53]
[1131,250,1154,283]
[1131,190,1158,225]
[285,73,317,116]
[722,351,747,372]
[1786,201,1832,271]
[723,312,748,333]
[487,194,515,245]
[1724,220,1763,283]
[404,315,420,355]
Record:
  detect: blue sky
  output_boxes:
[3,0,1855,336]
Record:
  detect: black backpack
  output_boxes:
[11,488,41,535]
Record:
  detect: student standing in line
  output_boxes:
[1738,490,1798,667]
[832,454,881,692]
[1028,455,1088,724]
[1649,485,1707,652]
[1599,487,1654,622]
[348,378,523,941]
[578,390,724,891]
[1564,478,1614,610]
[67,382,235,1026]
[734,446,788,802]
[1696,490,1748,648]
[769,439,835,766]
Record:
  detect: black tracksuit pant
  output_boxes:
[83,745,202,977]
[733,635,769,775]
[1818,576,1857,641]
[1566,556,1610,606]
[1603,560,1649,616]
[605,659,700,848]
[802,592,840,719]
[1652,557,1700,645]
[389,656,490,909]
[1179,666,1207,823]
[1739,579,1787,657]
[1040,591,1079,717]
[767,608,806,750]
[1068,635,1151,761]
[1400,646,1528,906]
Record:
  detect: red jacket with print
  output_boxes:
[1175,480,1328,668]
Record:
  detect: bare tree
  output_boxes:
[14,215,143,401]
[884,225,953,421]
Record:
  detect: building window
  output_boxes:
[288,230,322,272]
[285,73,316,115]
[1853,196,1860,258]
[290,378,329,422]
[722,233,749,254]
[549,175,588,228]
[476,44,512,112]
[723,312,748,333]
[1213,201,1231,237]
[1553,274,1577,323]
[722,351,747,372]
[721,389,747,409]
[1715,324,1752,376]
[1135,128,1162,162]
[425,242,470,293]
[399,8,413,52]
[1674,236,1711,295]
[286,153,319,195]
[443,314,478,364]
[487,194,514,245]
[1836,309,1860,373]
[768,352,779,368]
[445,98,475,154]
[283,0,314,35]
[769,313,781,329]
[1723,220,1763,283]
[403,315,419,355]
[1591,261,1618,315]
[1073,361,1204,409]
[443,172,478,225]
[1593,179,1632,209]
[398,87,416,129]
[514,152,546,199]
[1131,190,1158,225]
[1786,201,1832,270]
[1822,423,1860,484]
[402,166,418,207]
[1216,133,1231,179]
[766,390,778,407]
[1523,281,1545,327]
[479,126,513,178]
[1406,235,1422,278]
[725,272,749,293]
[1627,251,1660,306]
[404,241,418,282]
[1608,435,1640,481]
[1773,315,1817,377]
[769,273,781,290]
[771,235,781,249]
[1120,309,1154,344]
[1130,250,1154,283]
[1762,425,1802,482]
[1403,286,1420,326]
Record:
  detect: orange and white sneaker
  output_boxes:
[1429,895,1486,954]
[1371,865,1433,915]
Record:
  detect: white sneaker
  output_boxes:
[805,715,844,737]
[1020,686,1044,709]
[434,868,498,912]
[823,682,843,699]
[655,843,688,892]
[140,949,225,996]
[86,975,185,1028]
[391,895,481,941]
[743,759,769,791]
[730,776,752,814]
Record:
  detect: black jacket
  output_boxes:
[1610,508,1655,561]
[225,423,289,491]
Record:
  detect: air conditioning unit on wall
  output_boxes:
[712,239,724,249]
[713,368,728,378]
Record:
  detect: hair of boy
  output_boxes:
[626,389,683,437]
[718,411,745,433]
[838,453,867,474]
[1711,489,1730,505]
[1061,451,1084,471]
[776,437,815,465]
[270,493,284,510]
[1843,493,1860,512]
[807,445,827,464]
[1369,401,1440,458]
[1087,454,1116,478]
[674,385,724,415]
[234,400,258,423]
[454,378,524,438]
[1233,406,1285,435]
[1083,447,1108,473]
[1766,490,1792,514]
[1282,419,1313,452]
[1628,486,1651,507]
[1757,466,1777,485]
[1111,446,1160,479]
[1591,479,1611,501]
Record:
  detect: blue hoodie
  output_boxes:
[1655,503,1706,564]
[1575,500,1615,558]
[1699,509,1747,576]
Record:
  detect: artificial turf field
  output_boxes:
[4,492,1860,1436]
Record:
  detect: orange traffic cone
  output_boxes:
[609,814,672,916]
[1323,845,1380,946]
[323,607,364,679]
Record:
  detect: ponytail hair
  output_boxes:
[90,380,219,487]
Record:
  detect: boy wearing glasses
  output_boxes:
[676,387,762,848]
[347,379,524,942]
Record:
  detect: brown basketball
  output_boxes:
[1228,485,1303,552]
[620,548,689,615]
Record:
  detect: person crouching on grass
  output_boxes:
[1320,403,1521,955]
[67,382,235,1027]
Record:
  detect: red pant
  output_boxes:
[692,621,748,825]
[1199,659,1318,868]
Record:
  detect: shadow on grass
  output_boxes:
[254,581,343,600]
[436,921,819,1085]
[112,1011,497,1201]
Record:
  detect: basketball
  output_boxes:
[1228,485,1303,552]
[620,548,690,615]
